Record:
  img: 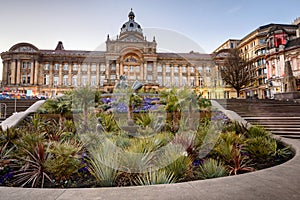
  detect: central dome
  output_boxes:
[120,9,143,35]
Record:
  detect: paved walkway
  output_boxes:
[0,100,299,200]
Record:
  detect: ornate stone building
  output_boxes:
[214,21,299,99]
[1,9,230,99]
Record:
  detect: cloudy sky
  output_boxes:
[0,0,299,77]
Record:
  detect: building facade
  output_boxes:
[1,10,234,99]
[214,20,300,99]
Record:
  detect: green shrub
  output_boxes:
[197,159,228,179]
[135,169,175,185]
[45,141,83,181]
[247,126,270,139]
[246,136,277,159]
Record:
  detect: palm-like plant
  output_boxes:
[72,86,95,129]
[43,96,72,129]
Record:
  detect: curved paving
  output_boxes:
[0,100,300,200]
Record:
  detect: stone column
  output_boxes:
[96,63,100,86]
[153,61,157,82]
[144,62,147,81]
[179,65,182,86]
[68,63,72,86]
[170,64,174,86]
[78,64,82,86]
[58,63,63,86]
[120,63,124,76]
[116,63,120,78]
[10,60,16,84]
[16,60,21,85]
[2,61,8,85]
[162,64,166,86]
[106,61,110,80]
[34,61,39,85]
[187,65,191,86]
[139,63,143,81]
[87,63,91,86]
[49,62,54,86]
[30,61,35,85]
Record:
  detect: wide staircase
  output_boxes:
[0,99,39,121]
[215,99,300,139]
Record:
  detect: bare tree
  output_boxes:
[214,48,252,97]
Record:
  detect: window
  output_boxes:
[182,66,186,73]
[63,75,68,86]
[63,64,69,71]
[53,76,59,86]
[182,77,187,86]
[73,64,78,71]
[22,75,26,84]
[91,76,96,86]
[110,75,116,80]
[147,63,153,71]
[130,66,134,72]
[100,75,105,86]
[166,77,171,87]
[44,64,50,70]
[54,64,60,71]
[157,76,163,86]
[44,74,50,85]
[81,75,87,86]
[147,75,152,81]
[166,65,171,72]
[174,66,178,73]
[22,62,26,69]
[174,77,179,86]
[124,66,128,72]
[100,64,105,72]
[206,66,211,74]
[72,75,77,86]
[22,62,30,69]
[82,64,88,71]
[91,64,97,72]
[190,66,195,73]
[130,75,134,80]
[157,65,162,72]
[198,66,203,73]
[110,63,116,71]
[27,74,30,84]
[190,77,195,86]
[136,66,140,72]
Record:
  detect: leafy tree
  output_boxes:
[214,48,252,97]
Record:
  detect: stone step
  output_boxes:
[270,131,300,135]
[260,124,300,127]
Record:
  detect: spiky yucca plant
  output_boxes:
[88,142,119,186]
[197,159,228,179]
[135,169,175,185]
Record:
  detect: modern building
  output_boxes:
[1,9,233,99]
